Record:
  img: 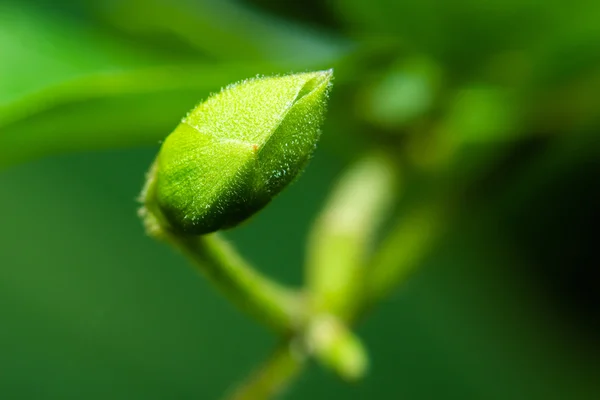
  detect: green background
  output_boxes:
[1,0,598,399]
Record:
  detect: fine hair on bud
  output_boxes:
[141,70,333,235]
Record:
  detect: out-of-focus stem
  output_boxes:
[225,341,306,400]
[367,201,446,306]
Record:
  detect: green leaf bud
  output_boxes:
[141,70,333,235]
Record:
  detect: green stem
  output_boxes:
[164,232,302,334]
[225,341,306,400]
[367,201,444,306]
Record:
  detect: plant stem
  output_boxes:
[164,232,302,334]
[226,341,306,400]
[367,201,446,307]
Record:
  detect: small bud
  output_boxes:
[305,315,369,381]
[141,70,333,235]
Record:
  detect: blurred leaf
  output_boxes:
[0,2,168,105]
[0,2,347,170]
[91,0,349,66]
[359,56,442,130]
[0,2,186,168]
[0,63,282,170]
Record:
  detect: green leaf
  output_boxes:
[0,2,345,170]
[92,0,348,66]
[142,70,334,235]
[0,2,166,107]
[0,2,203,169]
[0,64,277,170]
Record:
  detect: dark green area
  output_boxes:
[1,0,598,399]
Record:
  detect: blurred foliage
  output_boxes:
[0,0,599,399]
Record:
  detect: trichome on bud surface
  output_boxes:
[141,70,333,235]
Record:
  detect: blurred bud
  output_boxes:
[360,57,442,130]
[306,315,369,381]
[306,153,398,320]
[141,70,333,235]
